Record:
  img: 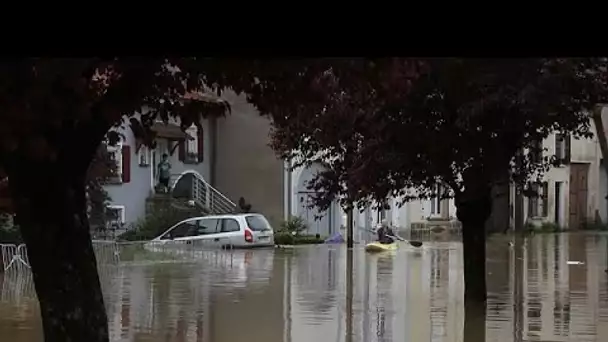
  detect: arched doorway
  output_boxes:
[295,163,338,237]
[170,170,208,204]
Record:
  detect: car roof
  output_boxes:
[180,213,266,221]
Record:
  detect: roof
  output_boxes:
[181,213,265,221]
[151,123,194,140]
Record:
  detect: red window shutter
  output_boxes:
[122,145,131,183]
[197,126,204,163]
[178,141,186,161]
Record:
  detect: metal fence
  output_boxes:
[0,239,237,304]
[1,238,235,272]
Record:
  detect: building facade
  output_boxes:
[510,116,602,230]
[211,91,458,239]
[103,108,232,230]
[107,91,608,235]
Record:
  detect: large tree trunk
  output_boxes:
[346,206,354,248]
[592,105,608,219]
[463,300,486,342]
[591,105,608,273]
[456,181,492,303]
[7,161,109,342]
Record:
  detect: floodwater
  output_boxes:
[1,232,607,342]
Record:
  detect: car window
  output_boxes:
[245,215,272,231]
[195,218,219,235]
[221,218,240,232]
[161,221,196,239]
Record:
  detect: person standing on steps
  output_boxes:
[157,153,172,193]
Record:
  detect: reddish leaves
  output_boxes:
[260,58,608,210]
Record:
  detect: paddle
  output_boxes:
[365,228,423,248]
[386,233,423,248]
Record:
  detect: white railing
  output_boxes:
[0,244,30,272]
[1,240,237,303]
[190,174,237,214]
[1,240,235,272]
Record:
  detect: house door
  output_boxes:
[555,181,563,227]
[569,163,590,229]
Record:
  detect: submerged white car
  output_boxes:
[151,213,275,248]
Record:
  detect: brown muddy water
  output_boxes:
[1,232,607,342]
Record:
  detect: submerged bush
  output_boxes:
[274,232,324,245]
[279,216,308,235]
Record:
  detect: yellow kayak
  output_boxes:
[364,242,398,253]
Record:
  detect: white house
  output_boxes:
[105,89,607,236]
[102,103,236,231]
[510,113,603,230]
[208,90,459,239]
[284,160,458,240]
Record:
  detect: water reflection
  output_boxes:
[0,233,607,342]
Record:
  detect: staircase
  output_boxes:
[169,172,237,215]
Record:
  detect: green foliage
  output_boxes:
[274,231,296,245]
[275,216,322,245]
[0,214,22,244]
[279,216,308,235]
[117,244,182,262]
[262,59,608,214]
[538,222,566,233]
[117,207,200,241]
[87,144,116,231]
[274,232,324,245]
[525,221,567,233]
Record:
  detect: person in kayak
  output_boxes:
[376,220,395,244]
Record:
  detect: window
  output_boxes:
[527,181,549,218]
[541,181,549,217]
[161,220,196,240]
[528,183,539,217]
[185,125,198,163]
[430,184,442,216]
[529,140,543,164]
[195,218,219,235]
[555,133,571,164]
[106,205,125,230]
[138,146,150,167]
[106,142,123,183]
[245,215,272,231]
[221,218,240,232]
[376,201,390,223]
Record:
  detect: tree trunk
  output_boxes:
[346,206,354,248]
[7,162,109,342]
[345,247,354,342]
[591,105,608,273]
[463,300,486,342]
[592,105,608,220]
[456,182,492,303]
